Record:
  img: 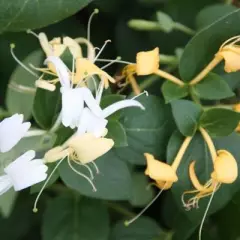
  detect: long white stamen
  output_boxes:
[26,29,39,38]
[96,79,104,104]
[33,156,66,213]
[91,161,100,174]
[67,156,97,192]
[90,76,98,96]
[198,184,217,240]
[93,40,111,62]
[87,9,99,42]
[10,44,39,78]
[101,56,122,70]
[132,90,149,100]
[125,185,165,226]
[73,160,94,180]
[96,58,134,65]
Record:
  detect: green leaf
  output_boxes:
[156,11,175,33]
[59,150,132,200]
[6,50,42,120]
[110,217,168,240]
[192,73,235,100]
[179,9,240,81]
[129,173,154,207]
[162,81,189,103]
[196,4,237,30]
[0,0,91,32]
[42,194,109,240]
[32,85,61,130]
[107,120,128,147]
[0,189,17,218]
[171,100,202,136]
[100,94,125,121]
[200,108,240,137]
[115,95,175,165]
[167,131,240,223]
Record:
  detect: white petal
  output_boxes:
[0,175,12,196]
[61,88,84,128]
[102,99,145,118]
[0,114,31,152]
[4,151,48,191]
[45,56,70,88]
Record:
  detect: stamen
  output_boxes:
[101,56,122,70]
[93,40,111,62]
[220,35,240,49]
[87,9,99,42]
[10,44,39,78]
[26,29,39,38]
[96,58,134,65]
[198,184,217,240]
[29,64,57,76]
[96,79,104,104]
[91,161,100,174]
[124,184,166,226]
[33,156,66,213]
[132,90,149,100]
[67,156,97,192]
[73,160,94,180]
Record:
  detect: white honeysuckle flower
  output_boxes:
[45,56,103,129]
[77,97,145,137]
[0,114,31,152]
[0,150,48,196]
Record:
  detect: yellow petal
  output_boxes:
[67,133,114,164]
[49,37,67,57]
[189,161,206,191]
[75,58,116,88]
[44,146,69,163]
[155,180,173,190]
[233,103,240,113]
[218,46,240,73]
[136,47,159,75]
[211,150,238,184]
[144,153,178,182]
[63,37,82,58]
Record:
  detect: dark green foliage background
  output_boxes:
[1,0,240,240]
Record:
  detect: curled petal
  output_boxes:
[144,153,178,182]
[211,150,238,184]
[189,161,206,191]
[39,32,53,56]
[45,56,70,88]
[136,47,159,75]
[102,99,144,118]
[0,114,31,152]
[63,37,82,58]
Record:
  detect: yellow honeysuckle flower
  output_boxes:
[144,153,178,189]
[217,35,240,73]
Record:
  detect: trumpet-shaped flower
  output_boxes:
[0,114,30,152]
[216,36,240,73]
[0,150,48,195]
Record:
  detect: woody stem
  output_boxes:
[154,69,184,86]
[189,55,223,85]
[171,136,193,171]
[199,127,217,162]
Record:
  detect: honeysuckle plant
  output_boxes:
[2,2,240,240]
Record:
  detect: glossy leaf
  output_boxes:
[6,49,42,120]
[200,108,240,137]
[42,194,109,240]
[192,73,235,100]
[179,9,240,81]
[162,81,189,103]
[115,95,175,165]
[59,150,132,200]
[0,0,91,32]
[171,100,202,136]
[107,120,128,147]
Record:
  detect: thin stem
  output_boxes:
[49,112,62,133]
[199,127,217,162]
[189,56,223,85]
[128,75,141,95]
[91,161,100,174]
[154,69,184,86]
[174,22,195,36]
[171,136,193,171]
[87,9,99,42]
[159,54,178,65]
[24,129,47,138]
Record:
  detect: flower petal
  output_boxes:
[102,99,144,118]
[0,175,12,196]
